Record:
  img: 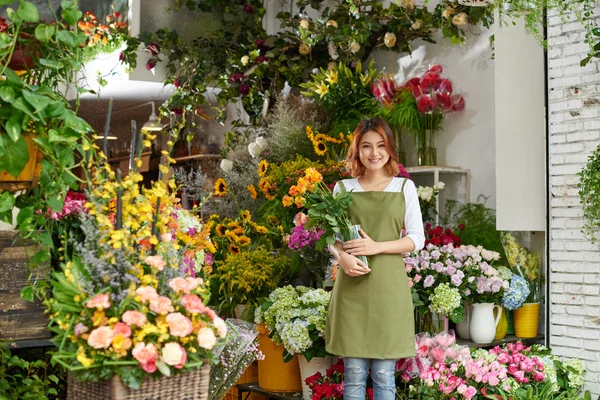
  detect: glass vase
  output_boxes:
[414,310,448,334]
[344,224,369,268]
[416,128,437,166]
[393,129,407,166]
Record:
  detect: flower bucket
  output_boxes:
[256,324,301,393]
[67,364,210,400]
[514,303,540,338]
[494,306,508,340]
[298,355,333,400]
[0,135,43,191]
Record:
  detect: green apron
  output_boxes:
[325,180,416,359]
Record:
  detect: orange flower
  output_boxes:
[304,167,323,184]
[296,178,308,194]
[247,184,258,199]
[282,195,294,207]
[289,185,300,196]
[294,196,306,208]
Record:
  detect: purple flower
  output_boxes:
[423,275,435,288]
[431,250,441,260]
[205,253,213,266]
[451,274,462,286]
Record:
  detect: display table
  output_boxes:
[237,383,302,400]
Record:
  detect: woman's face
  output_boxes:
[358,130,390,172]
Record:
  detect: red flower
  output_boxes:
[231,72,244,83]
[256,39,265,47]
[256,55,267,64]
[331,359,345,374]
[436,92,452,112]
[240,84,250,96]
[245,4,254,13]
[148,42,160,56]
[429,64,443,74]
[458,223,465,230]
[437,78,453,94]
[425,223,432,231]
[416,95,437,113]
[146,60,156,70]
[420,71,440,89]
[431,236,441,245]
[305,372,322,387]
[451,94,466,112]
[119,52,125,62]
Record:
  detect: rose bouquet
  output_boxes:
[255,286,330,362]
[417,182,445,222]
[424,223,462,247]
[46,168,227,388]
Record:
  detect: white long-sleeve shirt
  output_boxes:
[333,177,425,251]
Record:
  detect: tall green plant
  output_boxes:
[578,143,600,243]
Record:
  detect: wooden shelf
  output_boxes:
[456,334,545,349]
[174,154,221,162]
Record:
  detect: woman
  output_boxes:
[325,118,424,400]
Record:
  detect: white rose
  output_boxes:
[419,187,434,201]
[349,41,361,54]
[452,12,469,27]
[384,32,397,48]
[300,19,310,29]
[248,142,262,158]
[411,19,423,30]
[212,316,228,338]
[482,249,500,262]
[220,159,234,172]
[241,55,249,66]
[256,137,268,151]
[433,181,445,190]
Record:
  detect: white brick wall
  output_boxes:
[548,7,600,396]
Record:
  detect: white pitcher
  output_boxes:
[469,303,501,344]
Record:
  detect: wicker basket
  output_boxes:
[67,364,210,400]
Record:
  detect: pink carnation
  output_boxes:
[166,312,193,337]
[86,293,111,309]
[149,296,174,315]
[197,327,217,350]
[161,342,187,369]
[180,294,205,314]
[113,322,132,338]
[132,342,158,373]
[87,326,114,349]
[136,286,159,302]
[168,277,202,294]
[122,310,147,327]
[145,255,166,271]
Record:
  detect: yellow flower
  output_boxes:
[225,230,240,243]
[238,236,251,246]
[315,133,343,144]
[304,167,323,184]
[258,160,269,177]
[282,195,294,207]
[258,178,271,192]
[268,216,279,224]
[214,178,228,197]
[240,210,252,222]
[216,224,227,236]
[314,140,327,156]
[229,243,241,254]
[294,196,306,208]
[325,70,338,85]
[77,353,94,368]
[255,225,269,234]
[314,82,329,98]
[305,126,314,141]
[247,184,258,200]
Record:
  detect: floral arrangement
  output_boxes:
[305,125,352,161]
[424,223,462,247]
[213,248,292,316]
[500,272,531,311]
[46,168,226,388]
[287,212,330,285]
[404,244,506,326]
[501,232,542,303]
[208,320,263,400]
[418,182,445,222]
[78,8,128,57]
[255,285,330,362]
[305,358,347,400]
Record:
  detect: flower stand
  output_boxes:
[67,365,210,400]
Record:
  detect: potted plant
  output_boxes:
[255,285,332,399]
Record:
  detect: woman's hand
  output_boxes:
[339,252,371,277]
[343,229,381,256]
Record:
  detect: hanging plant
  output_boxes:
[578,143,600,243]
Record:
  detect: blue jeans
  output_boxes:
[343,358,396,400]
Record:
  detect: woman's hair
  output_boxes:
[346,118,399,177]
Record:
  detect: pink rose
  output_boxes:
[434,332,455,348]
[212,316,228,338]
[414,274,422,283]
[197,327,217,350]
[430,347,446,363]
[113,322,132,338]
[87,326,114,349]
[145,255,166,271]
[166,312,193,337]
[86,293,111,309]
[169,277,190,293]
[464,386,477,400]
[132,342,158,373]
[74,322,89,336]
[150,296,174,315]
[180,294,206,314]
[161,342,187,369]
[122,310,147,327]
[136,286,159,302]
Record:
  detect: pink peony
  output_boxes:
[161,342,187,369]
[166,312,193,337]
[197,327,217,350]
[87,326,114,349]
[145,255,166,271]
[122,310,147,327]
[149,296,175,315]
[113,322,132,338]
[180,294,206,314]
[86,293,111,309]
[213,316,228,338]
[136,286,159,302]
[132,342,158,373]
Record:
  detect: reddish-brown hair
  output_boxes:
[346,118,399,177]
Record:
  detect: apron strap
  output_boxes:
[338,180,347,193]
[401,178,408,192]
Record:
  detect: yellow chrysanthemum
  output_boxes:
[258,160,269,177]
[214,178,228,197]
[247,184,258,200]
[314,141,327,156]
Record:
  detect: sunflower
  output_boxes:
[315,133,343,144]
[258,178,270,192]
[255,225,269,234]
[228,243,241,254]
[268,215,279,224]
[215,224,227,236]
[214,178,228,197]
[247,184,258,200]
[240,210,252,222]
[313,140,327,156]
[305,125,315,141]
[237,235,251,246]
[225,229,239,243]
[258,160,269,177]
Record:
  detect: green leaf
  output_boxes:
[45,101,66,118]
[39,58,61,69]
[61,110,92,133]
[0,86,16,103]
[156,361,171,377]
[0,191,15,213]
[46,196,63,213]
[593,28,600,37]
[56,30,85,46]
[22,89,52,113]
[449,305,465,324]
[5,111,22,142]
[61,7,82,25]
[16,1,39,23]
[34,24,56,42]
[12,97,37,120]
[3,68,23,86]
[57,146,74,165]
[33,249,50,264]
[20,285,34,302]
[0,134,28,177]
[48,375,59,384]
[16,206,33,227]
[117,367,145,389]
[0,32,11,50]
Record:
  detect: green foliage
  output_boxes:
[442,197,507,263]
[0,345,60,400]
[578,143,600,243]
